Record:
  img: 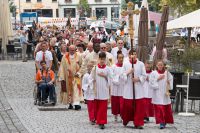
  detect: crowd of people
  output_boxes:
[19,22,174,130]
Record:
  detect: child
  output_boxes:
[143,61,154,122]
[149,60,174,129]
[121,49,146,129]
[82,63,95,125]
[111,50,124,122]
[90,52,112,129]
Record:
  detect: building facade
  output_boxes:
[58,0,121,21]
[14,0,59,18]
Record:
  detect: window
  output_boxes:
[64,8,76,18]
[56,9,59,18]
[65,0,72,2]
[37,0,42,2]
[52,0,57,2]
[79,8,92,18]
[26,0,31,2]
[96,8,107,19]
[24,9,53,17]
[95,0,102,2]
[111,7,119,20]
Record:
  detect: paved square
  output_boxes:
[0,61,199,133]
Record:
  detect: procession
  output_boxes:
[0,0,200,133]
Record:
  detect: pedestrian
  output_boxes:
[111,40,128,63]
[143,61,154,122]
[82,62,95,125]
[111,50,124,122]
[149,60,174,129]
[35,41,53,71]
[121,49,146,129]
[90,52,112,129]
[59,45,83,110]
[20,30,29,62]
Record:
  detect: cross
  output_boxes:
[121,2,140,40]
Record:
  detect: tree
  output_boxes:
[148,0,162,12]
[160,0,200,16]
[121,0,127,10]
[9,0,16,16]
[78,0,90,17]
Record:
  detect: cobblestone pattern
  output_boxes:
[0,77,28,132]
[0,61,199,133]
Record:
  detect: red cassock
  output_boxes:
[144,98,154,117]
[154,104,174,124]
[87,100,95,121]
[111,96,123,117]
[95,100,108,124]
[122,99,146,126]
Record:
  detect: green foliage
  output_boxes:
[78,0,90,11]
[180,47,200,71]
[121,0,127,10]
[148,0,162,12]
[9,0,16,14]
[160,0,200,16]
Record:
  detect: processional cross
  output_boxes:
[121,1,140,108]
[121,2,140,43]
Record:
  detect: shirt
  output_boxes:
[35,69,55,82]
[20,34,28,46]
[35,50,53,69]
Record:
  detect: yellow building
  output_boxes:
[14,0,59,18]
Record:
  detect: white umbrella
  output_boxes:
[90,20,121,30]
[0,0,13,54]
[167,9,200,29]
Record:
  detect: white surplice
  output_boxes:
[111,64,125,96]
[90,65,112,100]
[82,73,95,100]
[143,72,153,98]
[122,59,146,99]
[149,70,173,105]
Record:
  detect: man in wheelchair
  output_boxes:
[35,60,56,105]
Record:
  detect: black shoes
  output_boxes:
[75,105,81,110]
[134,126,144,129]
[90,120,95,125]
[99,124,105,129]
[144,117,150,123]
[123,121,128,127]
[68,104,73,109]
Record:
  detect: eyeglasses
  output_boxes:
[101,47,106,49]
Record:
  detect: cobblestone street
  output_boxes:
[0,61,199,133]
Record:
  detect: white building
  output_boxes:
[14,0,59,18]
[58,0,121,22]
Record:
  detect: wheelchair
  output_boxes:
[33,83,57,106]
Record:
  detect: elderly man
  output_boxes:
[111,40,128,63]
[100,43,114,66]
[78,43,111,77]
[82,42,93,59]
[59,45,83,110]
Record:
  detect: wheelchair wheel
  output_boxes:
[33,85,38,105]
[52,92,57,106]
